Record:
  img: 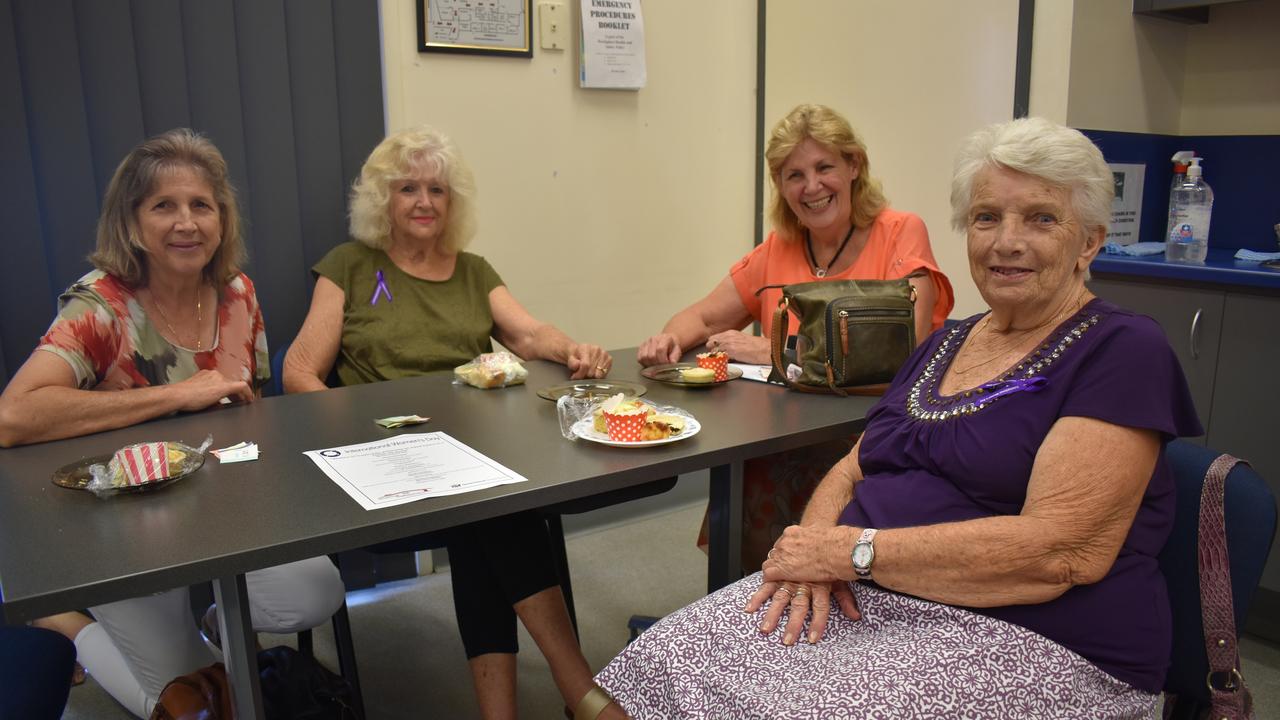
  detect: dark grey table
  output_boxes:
[0,348,872,718]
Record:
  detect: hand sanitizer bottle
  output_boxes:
[1165,157,1213,263]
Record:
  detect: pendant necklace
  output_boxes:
[804,225,856,278]
[151,289,204,352]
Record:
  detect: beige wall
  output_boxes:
[1061,0,1280,136]
[1179,0,1280,135]
[1028,0,1073,125]
[1064,0,1187,134]
[380,0,757,351]
[764,0,1020,317]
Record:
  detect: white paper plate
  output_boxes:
[570,415,701,448]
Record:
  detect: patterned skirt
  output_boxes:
[596,574,1157,720]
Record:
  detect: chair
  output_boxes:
[1158,440,1277,718]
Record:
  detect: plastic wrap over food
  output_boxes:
[557,393,693,443]
[453,351,529,389]
[86,435,213,498]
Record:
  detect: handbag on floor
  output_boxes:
[766,278,916,396]
[149,646,355,720]
[150,663,232,720]
[257,645,357,720]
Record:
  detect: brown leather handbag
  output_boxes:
[767,278,916,395]
[149,663,232,720]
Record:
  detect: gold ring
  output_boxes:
[596,365,606,371]
[793,586,809,598]
[777,585,795,598]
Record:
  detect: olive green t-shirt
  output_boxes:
[312,242,504,386]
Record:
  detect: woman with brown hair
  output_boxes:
[0,129,345,718]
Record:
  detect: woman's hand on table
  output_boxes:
[566,344,612,379]
[173,370,254,411]
[637,333,682,366]
[706,331,770,365]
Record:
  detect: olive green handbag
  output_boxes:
[767,278,917,396]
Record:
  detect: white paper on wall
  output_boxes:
[580,0,646,89]
[1107,163,1145,246]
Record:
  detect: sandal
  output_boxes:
[573,685,615,720]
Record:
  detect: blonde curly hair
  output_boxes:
[765,104,887,242]
[348,126,477,253]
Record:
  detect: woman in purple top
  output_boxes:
[592,117,1200,718]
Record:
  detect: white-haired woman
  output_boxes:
[284,126,622,719]
[594,117,1201,718]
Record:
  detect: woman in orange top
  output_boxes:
[638,104,954,567]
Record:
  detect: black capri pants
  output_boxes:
[370,510,561,658]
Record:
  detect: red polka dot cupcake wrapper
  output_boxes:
[697,353,729,382]
[603,412,646,442]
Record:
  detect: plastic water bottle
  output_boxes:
[1164,157,1213,263]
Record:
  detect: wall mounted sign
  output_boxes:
[418,0,534,58]
[1107,162,1145,246]
[579,0,646,89]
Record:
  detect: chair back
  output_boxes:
[1159,440,1277,712]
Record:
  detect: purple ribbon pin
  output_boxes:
[370,269,393,305]
[978,375,1048,401]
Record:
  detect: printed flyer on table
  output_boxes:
[304,432,528,511]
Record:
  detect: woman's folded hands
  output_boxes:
[746,524,862,645]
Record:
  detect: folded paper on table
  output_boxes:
[728,363,773,383]
[212,442,259,463]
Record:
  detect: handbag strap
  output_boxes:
[1199,453,1254,719]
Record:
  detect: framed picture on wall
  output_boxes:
[417,0,534,58]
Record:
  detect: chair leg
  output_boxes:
[331,602,365,720]
[297,628,314,657]
[545,514,579,639]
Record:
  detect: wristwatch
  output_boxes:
[851,528,878,579]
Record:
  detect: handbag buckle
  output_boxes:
[1206,667,1244,693]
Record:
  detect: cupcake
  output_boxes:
[596,394,654,442]
[696,351,729,382]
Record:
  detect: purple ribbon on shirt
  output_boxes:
[977,375,1048,401]
[370,269,392,305]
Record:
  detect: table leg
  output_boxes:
[213,574,265,719]
[707,460,743,593]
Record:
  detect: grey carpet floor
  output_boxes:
[62,500,1280,718]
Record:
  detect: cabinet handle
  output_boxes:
[1189,308,1202,359]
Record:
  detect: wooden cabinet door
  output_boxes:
[1088,278,1224,441]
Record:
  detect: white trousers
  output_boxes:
[74,556,345,718]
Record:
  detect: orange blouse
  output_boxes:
[730,208,954,339]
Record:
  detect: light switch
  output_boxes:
[538,2,566,51]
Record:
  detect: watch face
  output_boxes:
[852,543,873,568]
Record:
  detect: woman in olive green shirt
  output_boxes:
[283,126,623,720]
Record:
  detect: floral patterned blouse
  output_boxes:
[37,269,270,392]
